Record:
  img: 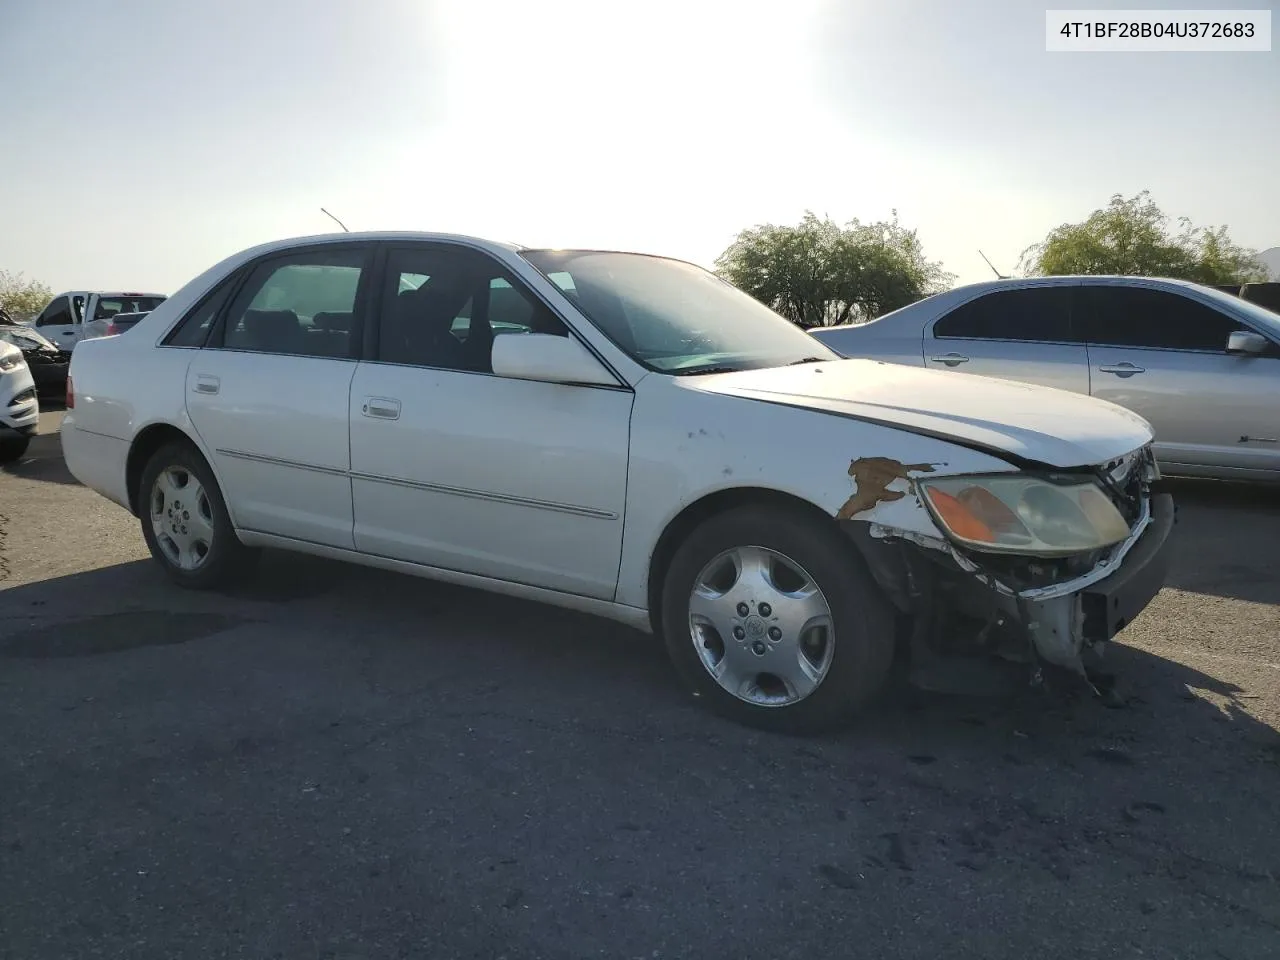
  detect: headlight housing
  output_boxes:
[0,352,22,372]
[918,474,1131,557]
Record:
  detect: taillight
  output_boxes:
[105,322,120,336]
[66,374,74,408]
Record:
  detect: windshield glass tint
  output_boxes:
[93,296,166,321]
[520,250,839,373]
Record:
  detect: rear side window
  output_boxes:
[1082,286,1245,351]
[92,296,166,321]
[933,287,1078,343]
[217,248,369,358]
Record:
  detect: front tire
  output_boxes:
[660,504,896,735]
[138,441,259,589]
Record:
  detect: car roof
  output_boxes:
[223,231,527,259]
[936,275,1213,296]
[812,274,1235,334]
[207,232,697,263]
[51,290,168,298]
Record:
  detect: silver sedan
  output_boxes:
[811,276,1280,482]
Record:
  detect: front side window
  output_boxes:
[218,248,367,358]
[1083,286,1246,352]
[520,250,839,374]
[933,287,1078,343]
[35,297,72,327]
[376,246,566,373]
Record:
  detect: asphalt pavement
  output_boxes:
[1,409,1278,960]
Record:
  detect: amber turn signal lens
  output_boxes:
[923,488,996,543]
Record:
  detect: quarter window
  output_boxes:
[1083,286,1249,352]
[218,249,368,358]
[933,287,1078,343]
[163,278,239,347]
[376,247,567,372]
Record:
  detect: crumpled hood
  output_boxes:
[689,358,1154,468]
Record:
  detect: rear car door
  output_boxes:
[1083,283,1280,474]
[922,284,1090,393]
[183,242,373,547]
[348,242,632,599]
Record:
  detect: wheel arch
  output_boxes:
[125,422,205,516]
[645,487,846,633]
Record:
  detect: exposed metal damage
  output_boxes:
[835,456,939,520]
[838,445,1175,698]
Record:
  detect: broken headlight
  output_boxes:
[918,475,1131,558]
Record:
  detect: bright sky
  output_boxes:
[1,0,1276,294]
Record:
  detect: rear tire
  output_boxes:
[0,433,30,465]
[660,504,896,735]
[138,441,259,589]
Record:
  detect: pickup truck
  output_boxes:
[28,290,167,355]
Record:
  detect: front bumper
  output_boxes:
[973,492,1176,672]
[1080,492,1175,643]
[3,387,40,433]
[848,487,1177,679]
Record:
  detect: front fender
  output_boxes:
[614,378,1021,609]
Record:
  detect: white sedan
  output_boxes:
[62,232,1175,733]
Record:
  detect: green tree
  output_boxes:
[715,211,953,328]
[1019,191,1267,285]
[0,271,54,323]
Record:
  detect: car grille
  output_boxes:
[8,387,36,407]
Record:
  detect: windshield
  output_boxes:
[93,295,166,322]
[519,250,840,374]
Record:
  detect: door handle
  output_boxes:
[362,397,401,420]
[1098,362,1145,377]
[193,374,220,395]
[928,352,969,367]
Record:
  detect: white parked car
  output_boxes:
[1,340,39,463]
[62,233,1175,732]
[29,290,167,353]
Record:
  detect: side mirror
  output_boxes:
[1226,330,1269,355]
[491,332,618,386]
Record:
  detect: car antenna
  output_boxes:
[978,249,1007,279]
[320,207,350,233]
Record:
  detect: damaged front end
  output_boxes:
[842,446,1176,692]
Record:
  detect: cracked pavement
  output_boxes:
[1,410,1278,959]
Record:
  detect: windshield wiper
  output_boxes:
[674,364,743,376]
[788,357,826,365]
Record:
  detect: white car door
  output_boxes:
[1083,283,1280,474]
[348,243,633,600]
[31,294,81,352]
[182,242,374,547]
[922,284,1091,393]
